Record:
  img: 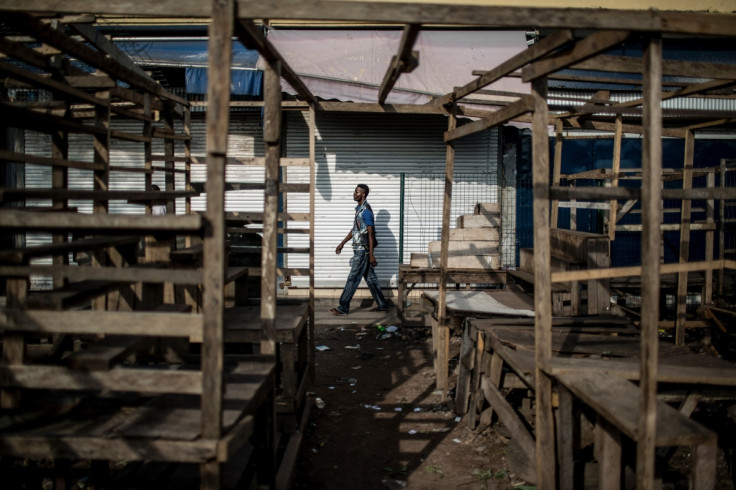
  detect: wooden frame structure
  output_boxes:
[2,2,736,489]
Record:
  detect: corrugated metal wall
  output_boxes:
[24,109,499,291]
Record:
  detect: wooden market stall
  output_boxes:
[1,2,736,489]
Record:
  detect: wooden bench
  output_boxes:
[554,370,717,490]
[220,302,310,433]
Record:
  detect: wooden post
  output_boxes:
[637,33,663,490]
[608,114,623,241]
[51,109,69,290]
[308,105,316,383]
[92,89,110,312]
[704,170,715,306]
[551,118,563,228]
[531,77,556,489]
[261,58,281,357]
[435,103,456,400]
[675,130,694,346]
[201,0,233,455]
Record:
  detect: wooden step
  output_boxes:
[449,227,499,242]
[473,202,500,215]
[456,213,500,228]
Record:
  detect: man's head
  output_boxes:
[353,184,369,203]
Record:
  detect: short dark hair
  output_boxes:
[357,183,370,196]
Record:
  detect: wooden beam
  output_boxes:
[573,55,736,80]
[0,210,202,232]
[235,19,316,103]
[70,23,150,80]
[378,23,420,105]
[4,2,736,35]
[437,29,573,106]
[7,13,187,106]
[522,30,630,82]
[444,96,533,142]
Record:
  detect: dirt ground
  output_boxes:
[294,299,736,490]
[294,300,532,490]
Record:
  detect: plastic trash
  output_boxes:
[345,344,360,350]
[385,325,398,333]
[315,397,326,409]
[316,345,331,351]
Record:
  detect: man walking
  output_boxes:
[330,184,389,315]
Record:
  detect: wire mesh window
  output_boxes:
[402,172,502,264]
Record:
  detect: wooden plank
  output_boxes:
[2,2,735,34]
[0,309,203,337]
[597,416,622,490]
[551,259,735,283]
[378,23,420,105]
[435,103,456,401]
[704,171,715,305]
[675,130,694,346]
[436,29,574,106]
[8,13,187,105]
[0,235,138,264]
[1,365,202,394]
[0,210,202,232]
[201,0,234,442]
[554,370,715,447]
[1,188,196,202]
[522,30,630,82]
[235,19,316,104]
[531,76,556,489]
[0,59,109,107]
[481,375,536,465]
[573,54,736,81]
[444,96,533,142]
[260,58,281,357]
[551,119,563,227]
[608,115,623,241]
[70,23,150,80]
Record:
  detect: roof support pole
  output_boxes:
[637,33,663,490]
[435,103,456,402]
[531,76,555,490]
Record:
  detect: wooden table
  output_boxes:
[421,289,533,399]
[223,302,310,433]
[466,322,736,487]
[397,265,506,324]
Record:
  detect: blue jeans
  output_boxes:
[337,248,388,314]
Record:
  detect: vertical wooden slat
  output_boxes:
[608,114,623,241]
[550,119,563,228]
[51,114,69,289]
[308,105,316,383]
[435,103,456,401]
[556,386,575,490]
[184,107,193,246]
[637,33,663,490]
[1,278,26,409]
[718,160,725,298]
[531,77,556,490]
[261,58,281,356]
[597,416,623,490]
[92,89,110,312]
[202,0,233,447]
[704,170,715,306]
[675,129,694,346]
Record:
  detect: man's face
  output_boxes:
[353,186,365,202]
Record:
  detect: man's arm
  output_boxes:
[367,225,377,267]
[336,230,352,255]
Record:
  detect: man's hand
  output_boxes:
[369,253,377,267]
[336,243,344,255]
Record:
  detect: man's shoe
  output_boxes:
[330,308,347,316]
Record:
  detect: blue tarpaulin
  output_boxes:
[185,67,262,95]
[115,40,262,95]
